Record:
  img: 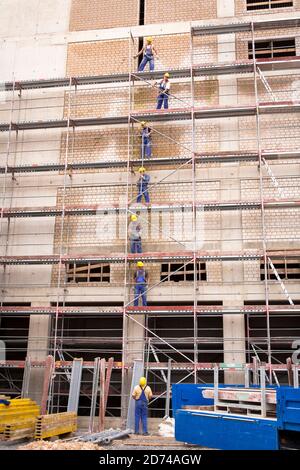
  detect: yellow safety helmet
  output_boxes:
[140,121,147,128]
[164,72,170,78]
[139,166,146,173]
[137,261,144,268]
[146,36,153,43]
[131,214,137,221]
[139,376,147,387]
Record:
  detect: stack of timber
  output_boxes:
[0,398,40,440]
[4,417,37,441]
[202,388,277,417]
[35,412,77,439]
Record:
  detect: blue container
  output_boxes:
[175,408,279,450]
[277,386,300,432]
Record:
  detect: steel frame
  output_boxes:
[0,15,300,414]
[1,150,300,175]
[2,198,300,218]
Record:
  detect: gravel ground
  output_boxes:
[0,435,207,451]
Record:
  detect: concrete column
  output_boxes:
[126,315,145,365]
[217,4,246,383]
[221,172,246,383]
[27,305,51,405]
[217,0,235,18]
[121,314,145,419]
[223,300,246,384]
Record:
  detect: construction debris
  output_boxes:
[158,417,175,437]
[19,440,102,451]
[35,412,77,440]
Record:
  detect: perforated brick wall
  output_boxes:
[242,208,300,249]
[67,39,136,77]
[237,75,299,104]
[145,0,217,24]
[238,115,300,152]
[70,0,139,31]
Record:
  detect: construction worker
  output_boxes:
[128,214,142,253]
[132,376,153,435]
[134,261,148,306]
[156,73,170,110]
[137,167,150,204]
[135,36,158,72]
[140,121,152,159]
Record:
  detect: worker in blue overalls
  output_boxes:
[135,37,158,72]
[140,121,152,159]
[128,214,142,253]
[134,261,148,306]
[136,167,150,204]
[156,73,170,109]
[132,377,153,435]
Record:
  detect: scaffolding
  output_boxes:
[1,15,300,417]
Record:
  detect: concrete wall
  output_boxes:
[0,1,72,393]
[0,0,71,81]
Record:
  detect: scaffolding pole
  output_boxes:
[251,22,272,381]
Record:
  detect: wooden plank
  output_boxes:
[104,357,114,412]
[98,358,106,432]
[202,388,277,404]
[125,441,183,447]
[40,355,54,415]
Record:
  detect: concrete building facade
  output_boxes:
[0,0,300,418]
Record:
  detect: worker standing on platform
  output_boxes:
[134,261,148,307]
[132,376,153,435]
[156,73,170,109]
[137,167,150,204]
[135,37,158,72]
[140,121,152,159]
[128,214,142,254]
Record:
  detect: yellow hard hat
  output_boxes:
[140,121,147,127]
[146,36,153,43]
[139,376,147,387]
[164,72,170,78]
[139,166,146,173]
[131,214,137,221]
[137,261,144,268]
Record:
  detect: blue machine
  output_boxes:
[173,384,300,450]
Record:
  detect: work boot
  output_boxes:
[143,432,150,436]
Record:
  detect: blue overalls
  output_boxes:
[135,386,149,434]
[141,127,152,159]
[137,174,150,203]
[130,221,142,254]
[130,239,142,254]
[134,269,147,306]
[138,45,154,72]
[156,80,169,109]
